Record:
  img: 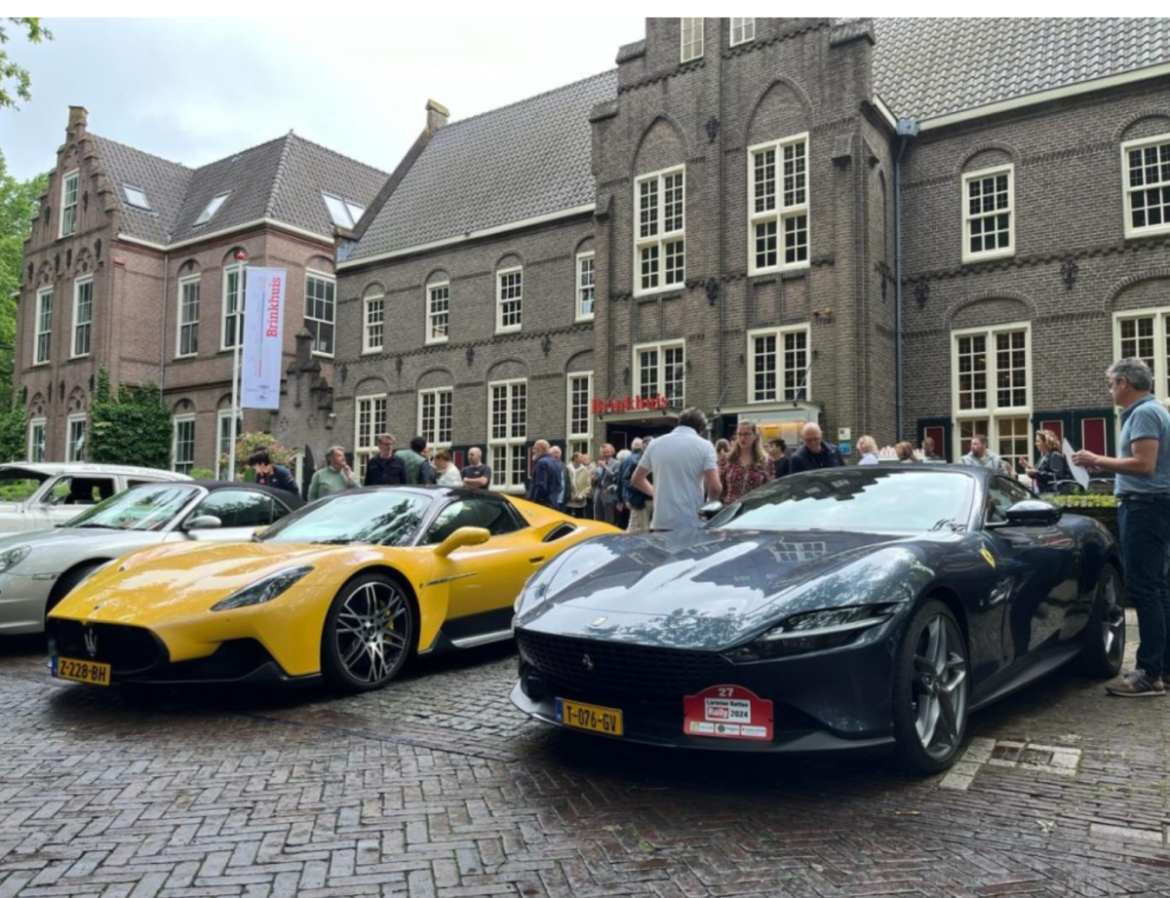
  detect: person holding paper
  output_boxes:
[1073,358,1170,698]
[1025,429,1070,493]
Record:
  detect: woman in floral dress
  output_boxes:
[719,420,774,506]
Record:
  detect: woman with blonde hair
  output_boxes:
[856,435,879,465]
[1025,429,1069,492]
[719,420,774,505]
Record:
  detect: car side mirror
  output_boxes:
[698,500,724,520]
[435,526,491,558]
[184,514,223,531]
[251,525,268,541]
[1002,500,1062,528]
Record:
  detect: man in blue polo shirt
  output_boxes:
[1074,357,1170,697]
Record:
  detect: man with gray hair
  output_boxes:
[308,445,357,500]
[1074,357,1170,697]
[527,440,561,509]
[632,408,720,531]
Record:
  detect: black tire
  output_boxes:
[891,599,970,775]
[44,561,105,623]
[1076,564,1125,679]
[320,572,416,693]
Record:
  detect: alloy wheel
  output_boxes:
[912,613,968,760]
[334,581,409,685]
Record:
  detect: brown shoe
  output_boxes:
[1106,669,1166,697]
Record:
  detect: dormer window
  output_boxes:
[123,185,150,210]
[322,193,366,229]
[680,18,703,63]
[59,170,79,238]
[195,192,229,226]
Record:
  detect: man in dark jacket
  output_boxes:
[527,440,561,508]
[364,433,407,486]
[248,449,299,495]
[398,437,437,485]
[787,423,845,474]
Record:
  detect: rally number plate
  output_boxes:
[556,698,623,736]
[52,655,111,687]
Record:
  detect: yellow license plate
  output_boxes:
[557,698,623,736]
[53,656,112,686]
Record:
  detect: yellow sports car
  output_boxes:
[47,486,617,692]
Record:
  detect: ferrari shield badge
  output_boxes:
[980,547,997,569]
[683,685,773,741]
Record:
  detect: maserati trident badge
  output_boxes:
[589,616,607,628]
[581,654,594,672]
[84,627,98,658]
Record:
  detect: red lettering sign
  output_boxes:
[592,394,669,416]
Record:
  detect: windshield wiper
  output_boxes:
[69,523,118,530]
[929,519,964,532]
[310,538,353,545]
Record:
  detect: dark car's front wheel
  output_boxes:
[1076,564,1125,679]
[321,573,416,693]
[891,600,970,774]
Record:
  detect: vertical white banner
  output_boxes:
[242,267,286,410]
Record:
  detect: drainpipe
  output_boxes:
[893,118,919,442]
[160,245,169,398]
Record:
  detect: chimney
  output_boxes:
[425,99,449,135]
[67,105,88,135]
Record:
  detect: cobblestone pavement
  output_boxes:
[1,613,1169,898]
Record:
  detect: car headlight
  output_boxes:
[0,545,31,574]
[211,566,313,611]
[724,603,899,662]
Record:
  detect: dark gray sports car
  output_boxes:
[511,466,1124,772]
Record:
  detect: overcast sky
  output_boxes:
[0,17,645,181]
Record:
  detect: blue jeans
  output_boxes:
[1119,496,1170,678]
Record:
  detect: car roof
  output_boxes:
[323,485,506,502]
[0,463,191,480]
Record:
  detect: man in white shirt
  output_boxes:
[632,408,721,532]
[960,434,1005,471]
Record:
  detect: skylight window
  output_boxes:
[195,192,230,225]
[322,193,365,229]
[123,185,150,210]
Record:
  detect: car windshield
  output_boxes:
[259,490,431,546]
[711,469,976,535]
[64,484,199,532]
[0,468,50,502]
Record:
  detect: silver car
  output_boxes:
[0,463,191,533]
[0,481,304,635]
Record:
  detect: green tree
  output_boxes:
[89,370,173,469]
[0,18,52,110]
[0,150,48,411]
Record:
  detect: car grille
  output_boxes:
[516,630,737,698]
[49,620,166,675]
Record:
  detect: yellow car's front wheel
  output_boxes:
[321,573,416,692]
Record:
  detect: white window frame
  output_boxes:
[634,166,686,297]
[195,192,229,226]
[353,393,387,483]
[304,270,336,358]
[496,267,522,334]
[633,340,686,408]
[680,18,703,62]
[66,414,87,463]
[71,276,93,359]
[427,281,451,344]
[576,252,595,322]
[961,164,1015,263]
[28,418,46,463]
[567,371,594,458]
[487,378,528,493]
[171,414,195,475]
[417,387,453,451]
[220,262,246,351]
[34,287,53,365]
[123,185,150,210]
[1122,133,1170,239]
[748,134,810,275]
[730,17,755,46]
[362,290,385,355]
[950,321,1032,462]
[176,275,200,358]
[747,325,810,404]
[59,170,79,238]
[216,409,242,480]
[1112,307,1170,405]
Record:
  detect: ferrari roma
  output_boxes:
[47,486,616,692]
[511,466,1125,773]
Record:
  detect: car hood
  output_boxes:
[516,528,939,649]
[49,541,387,626]
[0,526,165,571]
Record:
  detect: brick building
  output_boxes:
[19,18,1170,486]
[15,106,385,478]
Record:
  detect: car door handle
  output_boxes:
[529,556,546,564]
